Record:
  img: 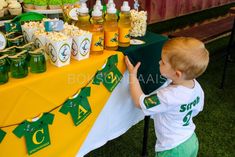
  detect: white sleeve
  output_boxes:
[139,89,170,116]
[192,90,204,117]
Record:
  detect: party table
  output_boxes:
[0,50,133,157]
[0,32,168,157]
[79,32,168,156]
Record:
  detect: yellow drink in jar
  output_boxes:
[90,6,104,54]
[118,1,131,47]
[76,2,90,31]
[104,4,118,51]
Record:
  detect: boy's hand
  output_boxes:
[125,56,141,77]
[125,56,143,108]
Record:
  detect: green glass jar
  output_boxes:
[5,32,16,39]
[1,46,17,56]
[29,48,46,73]
[16,42,35,63]
[0,55,9,84]
[9,51,28,78]
[16,42,35,52]
[7,35,24,47]
[0,46,17,72]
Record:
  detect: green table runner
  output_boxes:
[119,32,168,94]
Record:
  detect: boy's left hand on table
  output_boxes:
[125,56,141,77]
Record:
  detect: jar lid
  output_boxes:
[107,3,116,14]
[92,5,102,17]
[121,1,130,12]
[79,2,89,14]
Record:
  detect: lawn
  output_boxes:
[86,37,235,157]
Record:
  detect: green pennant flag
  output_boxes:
[59,87,92,126]
[0,129,6,143]
[13,113,54,155]
[4,21,22,33]
[93,54,123,92]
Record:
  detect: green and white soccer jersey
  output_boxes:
[0,129,6,143]
[13,113,54,155]
[59,87,91,126]
[139,79,204,152]
[93,54,122,92]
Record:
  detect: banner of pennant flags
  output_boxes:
[0,54,123,155]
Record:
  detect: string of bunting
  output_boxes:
[0,54,123,155]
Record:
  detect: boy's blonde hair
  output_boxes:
[162,37,209,80]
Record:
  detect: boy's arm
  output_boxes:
[125,56,169,114]
[125,56,143,108]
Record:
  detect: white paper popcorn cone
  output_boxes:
[33,34,49,60]
[47,38,72,67]
[21,25,38,43]
[71,33,92,61]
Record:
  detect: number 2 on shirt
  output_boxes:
[183,110,192,126]
[106,71,117,84]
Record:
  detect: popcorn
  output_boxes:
[64,23,79,30]
[62,23,79,36]
[47,32,69,41]
[34,29,47,36]
[130,10,147,37]
[22,21,41,29]
[73,29,91,36]
[21,22,43,42]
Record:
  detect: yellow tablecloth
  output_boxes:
[0,50,126,157]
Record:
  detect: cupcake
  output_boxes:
[0,0,8,15]
[8,1,22,15]
[6,0,15,2]
[62,0,72,6]
[67,0,77,5]
[34,0,47,10]
[23,0,34,9]
[49,0,62,9]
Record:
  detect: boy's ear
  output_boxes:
[175,70,183,78]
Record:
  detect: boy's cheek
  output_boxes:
[159,67,164,76]
[161,73,167,78]
[160,70,169,79]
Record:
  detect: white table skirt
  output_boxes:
[76,72,145,157]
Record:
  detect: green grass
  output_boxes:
[195,47,235,157]
[85,38,235,157]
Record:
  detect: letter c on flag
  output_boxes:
[32,129,45,145]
